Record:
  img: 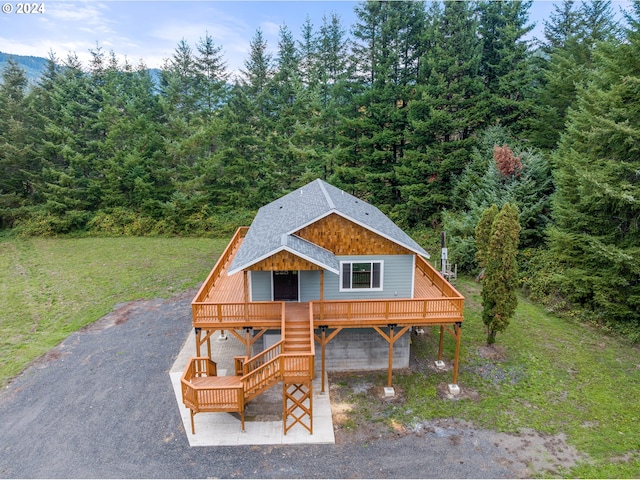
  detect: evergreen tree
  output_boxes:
[194,32,229,117]
[475,203,498,271]
[477,0,534,131]
[341,0,426,211]
[529,0,620,149]
[545,7,640,331]
[542,0,581,52]
[33,53,104,232]
[0,60,37,228]
[479,203,520,345]
[267,24,304,187]
[397,0,485,226]
[442,126,553,270]
[241,28,273,118]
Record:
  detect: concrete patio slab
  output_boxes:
[169,329,335,447]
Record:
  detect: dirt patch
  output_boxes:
[478,344,507,360]
[328,372,587,478]
[81,301,140,332]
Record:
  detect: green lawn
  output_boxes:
[343,278,640,477]
[0,236,227,386]
[1,238,638,477]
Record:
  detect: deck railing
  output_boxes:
[311,297,463,326]
[192,226,248,304]
[192,301,283,327]
[415,254,464,300]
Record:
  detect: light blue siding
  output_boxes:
[249,255,414,301]
[250,271,272,301]
[300,270,321,301]
[324,255,414,300]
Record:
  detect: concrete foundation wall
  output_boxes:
[318,328,410,371]
[257,328,410,372]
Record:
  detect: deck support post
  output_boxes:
[195,328,202,356]
[387,324,396,388]
[452,322,462,385]
[244,327,252,358]
[373,324,410,388]
[320,326,327,393]
[313,326,342,393]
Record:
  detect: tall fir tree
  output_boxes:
[0,60,37,228]
[397,0,486,226]
[477,0,534,132]
[545,4,640,330]
[529,0,620,149]
[339,0,426,212]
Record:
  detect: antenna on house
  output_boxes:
[441,231,447,276]
[440,231,457,282]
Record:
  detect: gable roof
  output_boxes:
[227,179,429,275]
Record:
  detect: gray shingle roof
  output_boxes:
[227,179,429,275]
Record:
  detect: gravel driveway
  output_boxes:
[0,291,573,478]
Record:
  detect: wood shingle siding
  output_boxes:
[295,213,412,256]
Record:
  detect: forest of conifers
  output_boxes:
[0,0,638,338]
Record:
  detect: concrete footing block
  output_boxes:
[384,387,395,397]
[434,360,446,369]
[447,384,460,395]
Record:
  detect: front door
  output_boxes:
[273,270,299,301]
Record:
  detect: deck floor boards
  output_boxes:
[202,237,445,304]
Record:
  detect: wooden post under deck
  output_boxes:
[195,328,202,356]
[452,322,462,385]
[314,326,342,393]
[373,325,412,388]
[388,326,395,387]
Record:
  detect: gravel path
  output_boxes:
[0,291,574,478]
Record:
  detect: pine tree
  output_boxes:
[341,0,426,211]
[480,203,520,345]
[546,5,640,330]
[477,0,534,131]
[397,0,485,226]
[475,203,499,271]
[0,60,37,228]
[529,0,620,149]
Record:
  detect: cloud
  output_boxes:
[45,1,112,27]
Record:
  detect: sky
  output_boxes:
[0,1,632,78]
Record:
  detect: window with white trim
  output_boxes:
[340,261,383,291]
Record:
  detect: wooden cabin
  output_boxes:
[182,179,464,434]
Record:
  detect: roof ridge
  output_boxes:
[317,179,335,210]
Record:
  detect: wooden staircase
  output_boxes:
[284,303,313,354]
[182,302,315,434]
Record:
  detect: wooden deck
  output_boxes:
[190,227,464,389]
[201,238,445,304]
[192,228,464,331]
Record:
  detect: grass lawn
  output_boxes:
[0,236,227,387]
[333,278,640,478]
[1,238,638,477]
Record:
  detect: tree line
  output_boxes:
[0,0,638,338]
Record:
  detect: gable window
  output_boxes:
[340,261,383,291]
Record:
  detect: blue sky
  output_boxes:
[0,1,631,78]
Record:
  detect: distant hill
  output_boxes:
[0,52,50,84]
[0,51,162,88]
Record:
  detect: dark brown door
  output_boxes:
[273,270,298,301]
